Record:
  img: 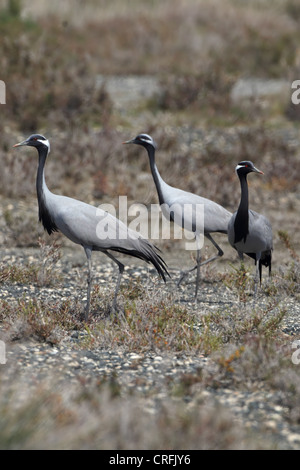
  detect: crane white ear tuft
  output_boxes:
[38,138,50,152]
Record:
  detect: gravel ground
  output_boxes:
[1,245,300,450]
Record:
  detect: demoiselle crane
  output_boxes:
[227,160,273,293]
[123,133,232,298]
[14,134,169,320]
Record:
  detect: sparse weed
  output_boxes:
[209,336,290,391]
[217,346,245,374]
[223,261,252,302]
[0,295,83,343]
[91,287,202,353]
[0,240,62,287]
[275,231,300,296]
[120,277,145,301]
[0,263,38,284]
[278,230,300,263]
[276,262,300,296]
[37,237,62,286]
[201,298,286,349]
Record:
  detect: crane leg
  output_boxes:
[177,234,224,293]
[253,254,261,296]
[83,247,93,321]
[195,248,201,299]
[105,252,125,313]
[198,233,224,266]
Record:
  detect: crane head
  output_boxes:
[14,134,50,152]
[235,160,263,176]
[123,133,157,149]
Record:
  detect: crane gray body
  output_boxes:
[227,161,273,292]
[124,133,232,298]
[44,188,146,250]
[228,209,273,255]
[14,134,169,320]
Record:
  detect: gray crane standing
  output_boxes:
[124,133,232,298]
[14,134,169,320]
[227,160,273,293]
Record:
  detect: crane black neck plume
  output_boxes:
[234,170,249,244]
[144,142,165,206]
[36,144,58,235]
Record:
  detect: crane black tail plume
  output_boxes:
[142,243,170,282]
[109,241,170,282]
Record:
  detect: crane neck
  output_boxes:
[145,144,166,205]
[234,172,249,244]
[36,145,58,235]
[36,145,48,199]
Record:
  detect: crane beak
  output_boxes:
[122,139,133,145]
[13,139,28,148]
[253,166,264,175]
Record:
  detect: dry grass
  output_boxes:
[0,242,299,449]
[0,270,298,449]
[0,373,253,450]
